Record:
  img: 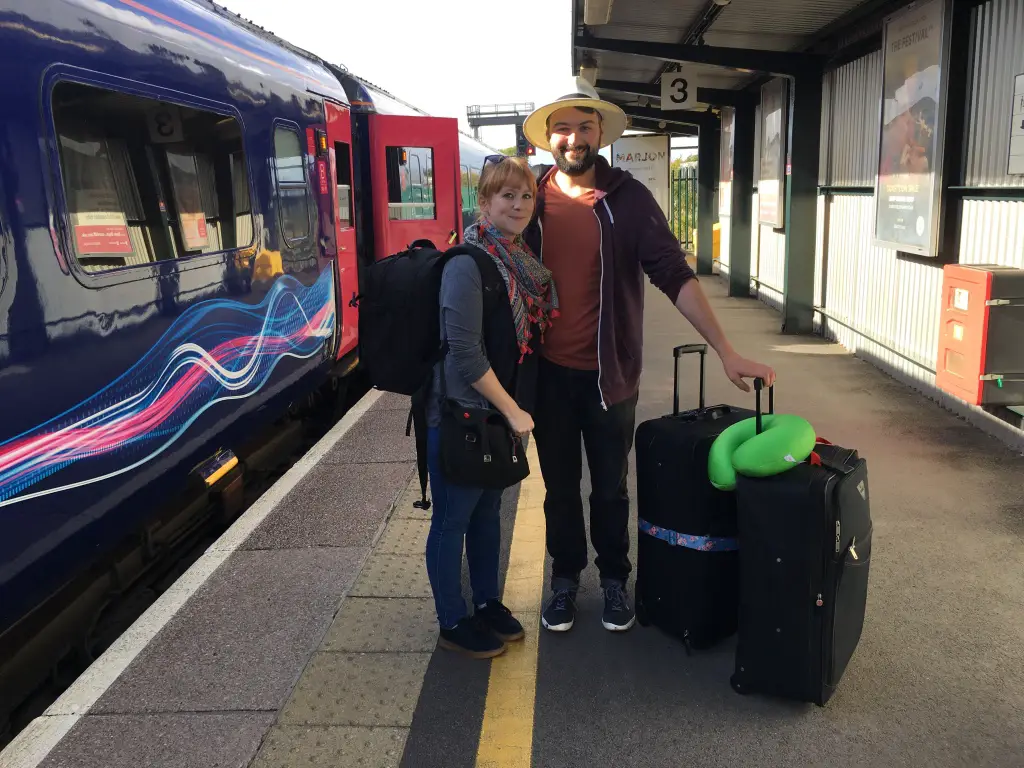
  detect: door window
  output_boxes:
[334,141,353,229]
[385,146,435,220]
[273,126,311,245]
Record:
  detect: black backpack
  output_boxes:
[357,239,450,397]
[356,239,509,509]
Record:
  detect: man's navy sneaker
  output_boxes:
[438,616,506,658]
[475,599,525,641]
[541,588,577,632]
[602,581,635,631]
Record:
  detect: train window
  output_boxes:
[166,148,209,251]
[460,164,473,214]
[335,142,353,230]
[469,166,482,210]
[51,81,253,273]
[273,126,311,244]
[385,146,435,220]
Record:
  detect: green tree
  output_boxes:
[499,147,516,156]
[671,154,698,171]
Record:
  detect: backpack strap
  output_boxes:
[444,244,506,320]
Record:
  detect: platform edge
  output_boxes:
[0,388,384,768]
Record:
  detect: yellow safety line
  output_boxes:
[475,438,546,768]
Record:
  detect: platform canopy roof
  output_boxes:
[572,0,892,122]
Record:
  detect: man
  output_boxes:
[520,77,776,634]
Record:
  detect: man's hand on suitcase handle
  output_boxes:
[720,349,776,393]
[673,280,777,393]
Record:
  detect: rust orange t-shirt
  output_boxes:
[540,175,601,371]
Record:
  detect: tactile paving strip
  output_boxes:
[348,553,431,598]
[279,652,431,727]
[373,519,430,556]
[322,597,438,653]
[391,481,433,521]
[251,725,407,768]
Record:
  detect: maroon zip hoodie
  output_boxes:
[523,156,697,409]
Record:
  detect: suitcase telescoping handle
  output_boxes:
[754,377,775,434]
[672,343,707,415]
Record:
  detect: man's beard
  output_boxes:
[552,141,599,176]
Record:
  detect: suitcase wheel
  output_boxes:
[729,674,749,695]
[635,594,650,627]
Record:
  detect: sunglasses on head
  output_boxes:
[483,154,507,166]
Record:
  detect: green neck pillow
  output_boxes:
[708,414,817,491]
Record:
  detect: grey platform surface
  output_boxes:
[402,275,1024,768]
[36,391,417,768]
[31,275,1024,768]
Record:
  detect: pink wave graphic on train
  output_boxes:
[0,268,336,507]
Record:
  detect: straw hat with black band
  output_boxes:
[523,77,628,152]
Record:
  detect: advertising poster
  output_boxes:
[719,107,735,218]
[1007,73,1024,176]
[758,78,788,228]
[874,0,949,255]
[611,134,671,218]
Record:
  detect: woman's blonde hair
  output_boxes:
[478,156,537,205]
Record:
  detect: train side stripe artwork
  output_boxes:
[0,266,336,508]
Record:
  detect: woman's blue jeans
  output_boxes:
[425,426,503,629]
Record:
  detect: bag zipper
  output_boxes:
[812,468,840,697]
[816,460,864,692]
[593,206,607,411]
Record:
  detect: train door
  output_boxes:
[367,114,460,259]
[323,101,358,360]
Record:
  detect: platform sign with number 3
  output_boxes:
[661,69,698,111]
[147,104,184,144]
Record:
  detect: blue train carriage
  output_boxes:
[0,0,354,713]
[0,0,503,730]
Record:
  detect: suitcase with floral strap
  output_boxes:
[633,344,768,652]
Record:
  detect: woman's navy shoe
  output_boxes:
[475,599,525,641]
[438,616,507,658]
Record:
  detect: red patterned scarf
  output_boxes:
[464,220,559,361]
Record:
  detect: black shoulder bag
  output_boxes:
[437,345,530,490]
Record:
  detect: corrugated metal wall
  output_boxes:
[819,196,943,378]
[815,48,945,382]
[720,101,733,278]
[704,0,1024,448]
[959,200,1024,266]
[719,214,731,275]
[812,196,827,333]
[755,225,785,310]
[964,0,1024,187]
[749,192,760,285]
[754,84,786,308]
[826,52,882,186]
[809,0,1024,445]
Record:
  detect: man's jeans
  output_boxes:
[425,426,503,629]
[533,357,638,590]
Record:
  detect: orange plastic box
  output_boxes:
[935,264,1024,406]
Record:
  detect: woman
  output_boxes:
[425,155,558,658]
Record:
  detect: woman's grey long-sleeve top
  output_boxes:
[426,254,495,428]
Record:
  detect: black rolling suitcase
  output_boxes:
[634,343,769,652]
[730,380,872,705]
